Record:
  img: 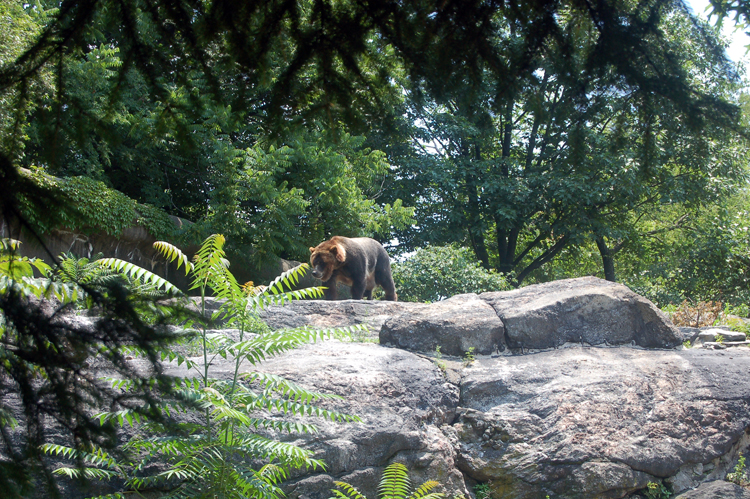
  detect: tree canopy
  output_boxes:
[2,0,750,497]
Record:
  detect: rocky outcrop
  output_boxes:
[675,480,750,498]
[379,294,505,356]
[255,342,468,499]
[455,347,750,498]
[257,299,427,333]
[377,277,682,355]
[480,277,681,350]
[31,277,750,499]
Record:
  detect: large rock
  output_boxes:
[379,294,506,356]
[455,347,750,498]
[481,276,681,350]
[674,480,750,498]
[258,299,427,335]
[226,341,468,499]
[24,279,750,499]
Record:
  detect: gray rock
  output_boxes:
[674,480,750,498]
[379,294,506,356]
[248,342,469,499]
[480,276,681,350]
[679,327,702,344]
[258,299,427,338]
[698,329,748,343]
[456,347,750,498]
[159,340,467,499]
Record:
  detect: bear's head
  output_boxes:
[309,239,346,282]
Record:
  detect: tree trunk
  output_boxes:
[595,237,617,282]
[463,143,490,270]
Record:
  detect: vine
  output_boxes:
[19,166,179,240]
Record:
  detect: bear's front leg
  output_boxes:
[323,280,338,300]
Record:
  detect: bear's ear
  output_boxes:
[309,247,315,253]
[331,244,346,262]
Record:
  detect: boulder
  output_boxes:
[455,347,750,498]
[674,480,750,498]
[698,329,748,343]
[228,341,469,499]
[257,299,427,336]
[24,279,750,499]
[481,276,681,350]
[379,294,506,356]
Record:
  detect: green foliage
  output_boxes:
[44,234,362,499]
[473,483,490,499]
[1,242,184,498]
[644,481,671,499]
[727,453,748,486]
[0,238,77,302]
[392,246,511,303]
[463,347,476,367]
[330,462,444,499]
[18,167,179,240]
[726,317,750,339]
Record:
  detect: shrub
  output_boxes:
[392,246,511,303]
[669,300,722,327]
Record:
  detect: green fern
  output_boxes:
[331,463,445,499]
[43,234,362,499]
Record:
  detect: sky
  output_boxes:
[687,0,750,69]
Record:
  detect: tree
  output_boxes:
[386,2,747,285]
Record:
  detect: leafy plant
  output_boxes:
[433,345,447,373]
[682,340,692,348]
[715,333,725,345]
[0,238,74,301]
[463,347,476,367]
[43,234,362,499]
[473,482,490,499]
[392,246,511,303]
[644,481,671,499]
[726,317,750,339]
[19,167,179,240]
[727,453,748,486]
[330,462,444,499]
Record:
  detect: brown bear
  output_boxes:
[309,236,397,301]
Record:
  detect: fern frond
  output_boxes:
[235,434,318,465]
[379,463,411,499]
[97,258,182,295]
[242,372,343,403]
[153,241,193,275]
[331,481,368,499]
[407,481,443,499]
[264,263,310,295]
[248,285,325,310]
[41,443,120,470]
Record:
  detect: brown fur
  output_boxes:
[309,236,397,301]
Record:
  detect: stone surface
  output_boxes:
[379,294,506,356]
[23,279,750,499]
[481,276,681,350]
[456,347,750,499]
[227,341,468,499]
[698,329,749,343]
[674,480,750,498]
[258,299,427,338]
